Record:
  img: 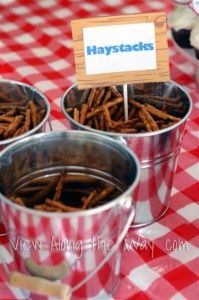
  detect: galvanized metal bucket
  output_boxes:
[0,131,140,299]
[0,79,50,151]
[61,81,192,227]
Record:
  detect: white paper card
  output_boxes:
[83,22,157,75]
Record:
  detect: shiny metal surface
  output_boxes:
[61,81,192,226]
[0,131,140,298]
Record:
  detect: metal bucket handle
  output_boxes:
[5,197,134,299]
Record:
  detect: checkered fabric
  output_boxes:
[0,0,198,299]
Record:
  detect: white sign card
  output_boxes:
[83,22,157,75]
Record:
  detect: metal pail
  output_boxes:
[0,131,140,299]
[61,81,192,227]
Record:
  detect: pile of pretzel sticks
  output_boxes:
[65,85,187,133]
[0,86,46,140]
[12,172,119,212]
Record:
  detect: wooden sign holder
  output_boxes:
[71,12,170,89]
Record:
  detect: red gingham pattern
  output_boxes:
[0,0,198,299]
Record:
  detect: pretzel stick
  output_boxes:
[145,104,181,122]
[93,116,100,130]
[15,105,27,112]
[0,123,9,129]
[45,199,82,212]
[117,128,137,133]
[94,88,105,107]
[101,97,123,109]
[13,126,26,137]
[34,204,49,211]
[13,127,22,138]
[93,89,100,104]
[24,109,31,131]
[86,97,123,119]
[87,88,97,110]
[45,205,62,212]
[3,115,24,138]
[79,103,88,125]
[91,185,115,206]
[139,108,157,132]
[133,121,146,129]
[112,119,137,128]
[99,113,105,130]
[0,116,14,123]
[29,101,37,127]
[102,89,112,104]
[90,108,99,129]
[129,99,142,109]
[34,204,62,212]
[53,172,66,201]
[1,105,26,114]
[139,110,152,132]
[3,107,17,116]
[14,197,25,206]
[82,190,98,209]
[0,104,14,110]
[140,107,159,131]
[103,106,113,129]
[80,89,90,105]
[73,108,80,123]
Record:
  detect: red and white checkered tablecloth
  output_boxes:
[0,0,198,299]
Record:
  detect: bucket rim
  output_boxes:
[0,130,140,218]
[61,80,193,138]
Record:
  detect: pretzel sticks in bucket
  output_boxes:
[65,84,187,133]
[0,85,46,140]
[10,172,121,212]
